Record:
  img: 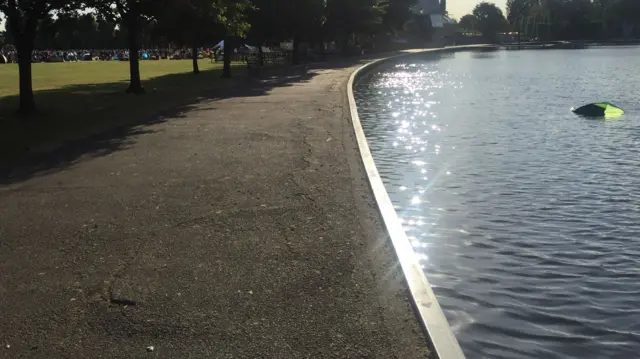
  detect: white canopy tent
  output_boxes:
[213,40,272,53]
[244,45,273,53]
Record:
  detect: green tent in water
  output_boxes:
[572,102,625,119]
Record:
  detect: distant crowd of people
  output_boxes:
[0,48,225,64]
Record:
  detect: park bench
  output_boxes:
[244,51,291,76]
[262,52,289,66]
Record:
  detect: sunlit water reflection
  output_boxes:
[355,48,640,359]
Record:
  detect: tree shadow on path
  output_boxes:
[0,57,369,186]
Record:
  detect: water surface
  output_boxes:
[355,47,640,359]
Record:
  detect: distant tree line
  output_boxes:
[3,13,129,50]
[459,0,640,42]
[0,0,437,114]
[507,0,640,40]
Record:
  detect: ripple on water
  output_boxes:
[355,48,640,359]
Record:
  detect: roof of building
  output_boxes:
[412,0,441,14]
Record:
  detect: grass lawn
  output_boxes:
[0,60,237,97]
[0,60,245,165]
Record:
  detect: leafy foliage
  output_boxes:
[155,0,224,47]
[505,0,640,40]
[325,0,388,40]
[472,2,508,42]
[0,0,84,113]
[0,0,83,50]
[384,0,419,33]
[459,14,478,33]
[216,0,252,38]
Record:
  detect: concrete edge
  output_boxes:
[346,45,497,359]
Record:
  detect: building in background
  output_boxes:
[413,0,441,15]
[412,0,453,27]
[412,0,455,44]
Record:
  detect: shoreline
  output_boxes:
[348,45,494,359]
[502,40,640,50]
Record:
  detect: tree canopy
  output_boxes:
[506,0,640,40]
[457,0,640,41]
[383,0,419,34]
[325,0,387,53]
[3,0,640,115]
[459,14,478,33]
[0,0,84,112]
[471,2,508,42]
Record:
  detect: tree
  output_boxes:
[501,0,640,41]
[92,0,162,93]
[156,0,226,74]
[404,12,435,43]
[384,0,418,34]
[506,0,532,25]
[507,0,555,41]
[95,19,119,48]
[217,0,252,78]
[0,0,81,114]
[246,0,285,63]
[325,0,387,55]
[472,2,507,42]
[77,13,100,49]
[459,14,478,33]
[248,0,325,65]
[606,0,640,38]
[52,13,84,49]
[0,15,6,46]
[562,0,594,39]
[282,0,325,64]
[28,13,124,49]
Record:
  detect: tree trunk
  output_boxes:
[126,6,144,94]
[192,45,200,74]
[292,34,300,65]
[340,34,349,57]
[221,36,232,78]
[258,41,264,67]
[7,11,38,115]
[317,33,325,60]
[17,42,36,115]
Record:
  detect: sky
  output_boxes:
[449,0,507,20]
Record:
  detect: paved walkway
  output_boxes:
[0,62,431,358]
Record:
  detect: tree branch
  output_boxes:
[4,0,17,17]
[115,0,127,17]
[5,0,22,37]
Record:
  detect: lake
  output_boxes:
[354,47,640,359]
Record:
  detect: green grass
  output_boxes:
[0,60,237,97]
[0,60,246,164]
